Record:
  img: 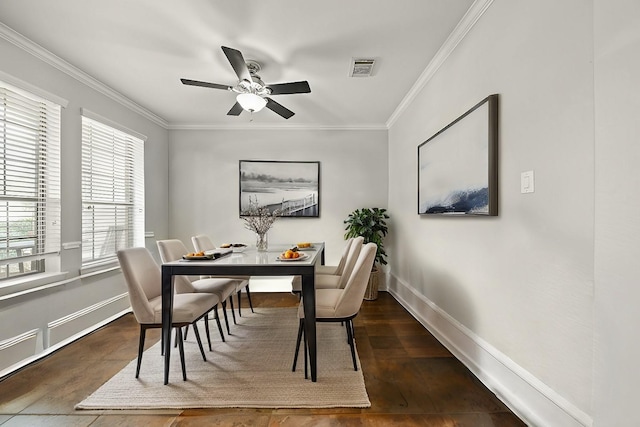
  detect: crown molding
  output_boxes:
[386,0,494,128]
[167,123,388,131]
[1,0,492,134]
[0,22,169,129]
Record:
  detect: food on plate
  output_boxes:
[296,242,311,248]
[220,243,245,249]
[282,249,300,259]
[186,251,205,257]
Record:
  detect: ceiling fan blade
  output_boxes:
[180,79,231,90]
[221,46,252,82]
[267,81,311,95]
[227,102,243,116]
[265,98,295,119]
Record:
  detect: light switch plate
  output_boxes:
[521,170,535,193]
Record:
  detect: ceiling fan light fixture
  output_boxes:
[236,93,267,112]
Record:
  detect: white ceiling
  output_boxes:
[0,0,475,129]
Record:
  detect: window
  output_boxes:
[0,82,61,280]
[81,115,144,267]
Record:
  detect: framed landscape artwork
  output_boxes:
[239,160,320,217]
[418,94,499,216]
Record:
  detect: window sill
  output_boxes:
[80,260,120,276]
[0,272,69,300]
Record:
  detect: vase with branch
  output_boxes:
[241,197,280,251]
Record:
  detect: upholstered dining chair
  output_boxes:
[315,237,354,276]
[117,247,219,380]
[292,242,377,378]
[314,236,364,289]
[292,236,364,295]
[291,236,364,296]
[191,234,254,317]
[156,239,239,339]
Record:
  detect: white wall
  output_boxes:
[593,0,640,425]
[388,0,595,425]
[4,2,640,424]
[167,128,388,266]
[0,34,169,374]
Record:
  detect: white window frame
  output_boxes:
[81,110,145,270]
[0,80,62,281]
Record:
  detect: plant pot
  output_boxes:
[364,266,379,301]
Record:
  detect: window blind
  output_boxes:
[81,117,144,266]
[0,82,61,278]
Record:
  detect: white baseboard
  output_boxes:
[0,295,131,380]
[47,293,130,347]
[386,274,592,427]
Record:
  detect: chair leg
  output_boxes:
[237,290,242,317]
[222,300,231,335]
[204,314,212,351]
[136,325,146,378]
[174,326,188,347]
[229,296,237,324]
[303,322,308,379]
[292,318,304,372]
[344,322,349,343]
[245,283,254,313]
[192,322,207,361]
[160,326,165,356]
[213,305,225,342]
[176,327,187,381]
[346,319,358,371]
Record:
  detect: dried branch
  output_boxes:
[241,196,280,235]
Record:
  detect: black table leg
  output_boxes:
[161,267,174,385]
[301,272,317,382]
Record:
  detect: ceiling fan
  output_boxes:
[181,46,311,119]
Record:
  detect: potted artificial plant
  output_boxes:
[344,207,389,300]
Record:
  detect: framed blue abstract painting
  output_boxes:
[418,94,498,216]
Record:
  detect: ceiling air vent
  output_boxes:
[349,58,376,77]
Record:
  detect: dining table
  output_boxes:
[161,242,325,384]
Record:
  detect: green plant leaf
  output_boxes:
[343,207,390,266]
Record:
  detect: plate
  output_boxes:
[295,245,315,251]
[182,254,214,260]
[220,243,247,253]
[277,253,309,262]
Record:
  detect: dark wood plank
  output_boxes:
[0,291,525,426]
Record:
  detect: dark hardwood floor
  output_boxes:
[0,291,526,426]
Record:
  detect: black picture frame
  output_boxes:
[417,94,499,216]
[239,160,320,217]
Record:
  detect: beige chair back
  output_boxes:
[192,234,215,253]
[332,237,354,276]
[117,247,161,324]
[156,239,196,294]
[333,242,377,318]
[336,236,364,288]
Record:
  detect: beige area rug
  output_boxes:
[76,307,370,409]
